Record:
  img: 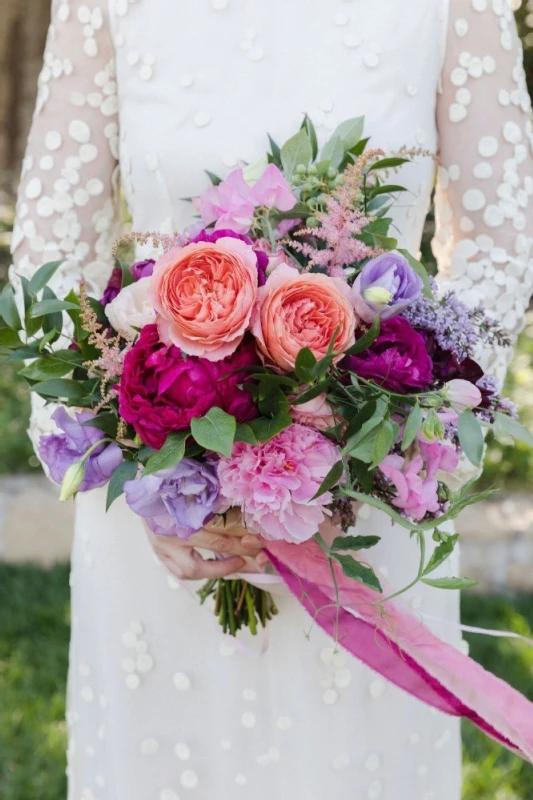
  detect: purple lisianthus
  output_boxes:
[100,266,123,306]
[352,253,423,323]
[124,459,221,539]
[39,407,123,491]
[191,228,267,285]
[131,258,155,280]
[343,316,433,393]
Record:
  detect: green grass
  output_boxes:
[0,564,532,799]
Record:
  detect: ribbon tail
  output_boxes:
[266,541,533,764]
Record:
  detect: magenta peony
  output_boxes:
[217,424,342,543]
[343,316,433,393]
[119,325,259,449]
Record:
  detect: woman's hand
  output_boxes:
[146,509,269,581]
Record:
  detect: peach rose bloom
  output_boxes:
[252,263,358,371]
[151,237,259,362]
[290,394,337,431]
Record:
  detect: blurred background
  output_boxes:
[0,1,532,798]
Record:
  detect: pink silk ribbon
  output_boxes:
[266,539,533,763]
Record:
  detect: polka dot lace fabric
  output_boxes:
[9,1,533,798]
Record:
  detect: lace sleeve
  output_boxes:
[434,0,533,381]
[9,0,121,449]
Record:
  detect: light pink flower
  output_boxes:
[200,169,256,234]
[379,454,440,521]
[250,164,296,211]
[217,424,341,543]
[419,439,459,481]
[290,394,337,431]
[445,379,483,412]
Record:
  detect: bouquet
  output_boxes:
[4,116,533,760]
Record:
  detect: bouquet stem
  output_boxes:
[198,579,278,637]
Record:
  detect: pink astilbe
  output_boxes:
[291,150,385,277]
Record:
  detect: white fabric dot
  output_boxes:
[472,0,487,10]
[333,754,350,772]
[455,18,468,37]
[79,144,98,164]
[370,679,386,698]
[450,67,467,87]
[175,742,191,760]
[87,178,104,197]
[409,732,421,745]
[277,716,293,731]
[448,164,461,181]
[80,686,94,702]
[180,74,194,88]
[503,121,522,145]
[456,88,471,106]
[483,56,496,74]
[220,739,232,751]
[180,770,199,789]
[241,712,256,728]
[126,674,141,689]
[69,120,91,144]
[344,33,362,49]
[364,53,380,68]
[140,738,159,755]
[26,179,42,200]
[365,753,381,772]
[473,162,493,179]
[478,136,499,158]
[243,689,257,702]
[45,131,62,151]
[194,110,212,128]
[173,672,191,691]
[235,774,247,786]
[484,205,505,227]
[323,689,339,705]
[160,791,179,800]
[137,654,154,673]
[40,155,54,170]
[463,189,486,212]
[367,780,383,799]
[449,104,467,123]
[121,657,136,673]
[212,0,228,8]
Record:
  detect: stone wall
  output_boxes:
[1,475,532,592]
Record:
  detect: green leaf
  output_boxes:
[234,423,258,445]
[30,299,80,318]
[331,553,383,593]
[349,136,370,158]
[423,534,459,576]
[0,328,23,348]
[143,431,189,477]
[82,413,119,437]
[301,114,318,160]
[267,134,282,168]
[30,378,87,402]
[402,403,423,451]
[398,249,433,299]
[421,576,478,590]
[40,286,63,338]
[344,400,388,457]
[320,135,344,169]
[493,412,533,448]
[106,459,138,510]
[457,409,484,467]
[331,116,365,151]
[28,261,62,295]
[291,382,330,406]
[0,284,22,330]
[205,170,222,186]
[368,157,410,172]
[19,357,76,381]
[345,316,380,355]
[191,407,237,457]
[117,258,134,288]
[280,128,313,179]
[370,418,399,468]
[312,461,344,500]
[331,535,381,551]
[294,347,317,384]
[249,409,292,442]
[370,184,408,198]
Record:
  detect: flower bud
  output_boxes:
[59,459,86,502]
[363,286,394,305]
[445,379,482,412]
[421,409,445,442]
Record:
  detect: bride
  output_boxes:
[10,1,533,798]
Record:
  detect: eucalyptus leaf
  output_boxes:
[331,553,383,593]
[19,357,75,381]
[0,328,23,348]
[320,135,344,169]
[106,459,139,510]
[30,378,87,402]
[421,576,478,590]
[0,284,22,330]
[301,114,318,160]
[280,129,313,179]
[331,535,381,551]
[331,116,365,151]
[30,299,80,318]
[457,409,484,467]
[191,407,236,457]
[402,403,423,451]
[41,286,63,337]
[143,431,189,477]
[368,157,410,172]
[28,261,62,295]
[312,461,344,500]
[493,412,533,448]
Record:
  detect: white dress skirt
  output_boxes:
[11,0,533,797]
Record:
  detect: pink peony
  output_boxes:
[119,325,259,449]
[379,454,440,521]
[290,394,337,431]
[151,237,259,361]
[217,424,341,543]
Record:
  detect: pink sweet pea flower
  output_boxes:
[200,169,256,234]
[380,454,440,521]
[250,164,296,211]
[419,439,460,480]
[445,379,483,412]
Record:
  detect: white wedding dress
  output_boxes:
[10,1,533,798]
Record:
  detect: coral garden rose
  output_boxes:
[119,325,259,449]
[290,394,337,431]
[252,263,357,371]
[152,237,259,362]
[217,424,342,543]
[191,228,268,286]
[343,316,433,393]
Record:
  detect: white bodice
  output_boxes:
[110,0,446,253]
